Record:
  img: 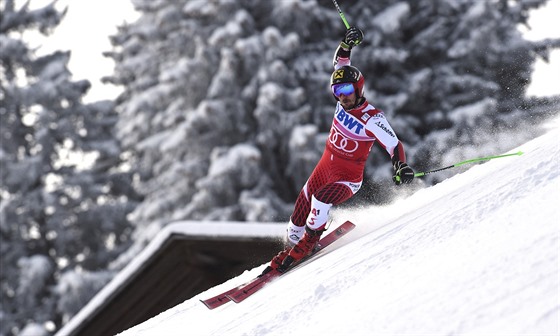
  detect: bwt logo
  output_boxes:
[336,109,364,135]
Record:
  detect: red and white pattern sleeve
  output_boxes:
[365,112,405,161]
[333,44,351,70]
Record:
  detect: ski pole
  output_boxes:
[331,0,350,29]
[395,151,524,182]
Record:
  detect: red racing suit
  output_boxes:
[289,45,407,232]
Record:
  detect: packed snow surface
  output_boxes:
[119,119,559,335]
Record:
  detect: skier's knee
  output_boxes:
[306,195,332,230]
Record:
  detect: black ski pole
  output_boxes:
[331,0,350,29]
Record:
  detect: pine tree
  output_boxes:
[0,1,138,334]
[353,0,560,186]
[105,0,559,244]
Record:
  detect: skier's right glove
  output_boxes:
[341,26,364,49]
[392,161,414,185]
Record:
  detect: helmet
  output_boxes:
[330,65,365,98]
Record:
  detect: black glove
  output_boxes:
[392,161,414,185]
[342,26,364,49]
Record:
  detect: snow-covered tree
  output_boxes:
[105,1,323,240]
[2,0,556,334]
[351,0,560,185]
[106,0,559,246]
[0,1,138,334]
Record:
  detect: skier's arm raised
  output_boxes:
[333,26,364,69]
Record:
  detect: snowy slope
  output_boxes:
[118,118,559,336]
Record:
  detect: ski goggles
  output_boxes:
[331,83,355,97]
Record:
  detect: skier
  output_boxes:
[266,26,415,273]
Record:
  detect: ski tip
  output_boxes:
[342,220,357,227]
[200,297,231,310]
[200,300,217,310]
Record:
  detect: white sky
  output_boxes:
[519,0,560,96]
[21,0,140,102]
[21,1,560,101]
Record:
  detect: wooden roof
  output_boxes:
[56,221,285,336]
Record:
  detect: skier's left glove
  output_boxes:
[341,26,364,49]
[393,161,414,185]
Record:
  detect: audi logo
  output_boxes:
[329,128,359,153]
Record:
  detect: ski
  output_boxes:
[225,269,281,303]
[200,286,240,310]
[200,220,355,309]
[226,220,356,304]
[200,270,279,309]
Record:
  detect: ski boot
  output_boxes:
[261,221,306,275]
[278,226,324,272]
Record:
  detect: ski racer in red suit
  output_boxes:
[266,26,415,273]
